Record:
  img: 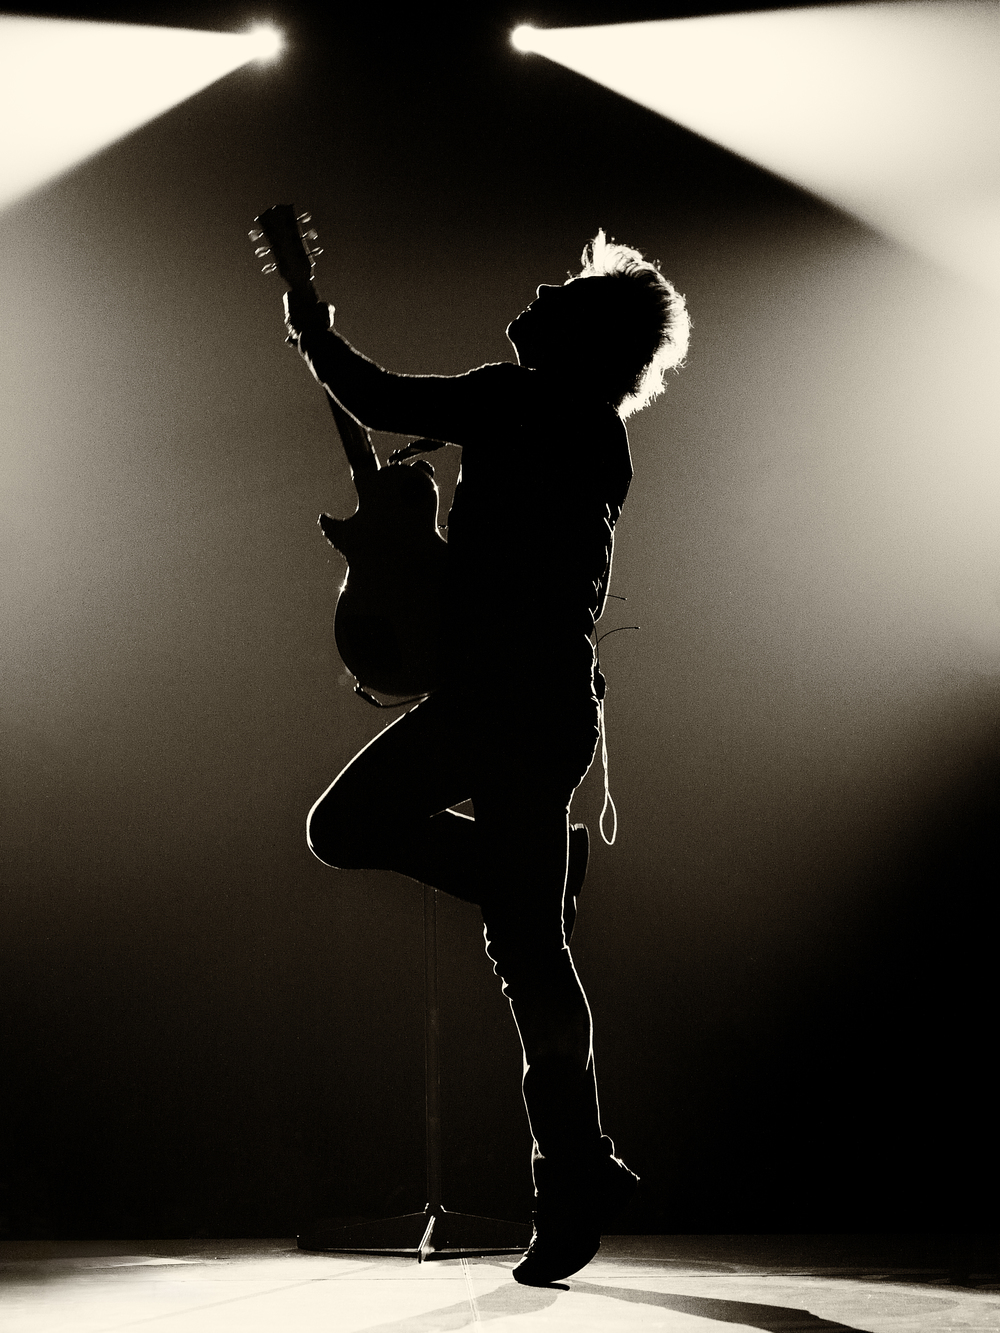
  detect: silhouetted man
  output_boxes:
[283,231,689,1283]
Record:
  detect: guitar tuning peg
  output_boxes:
[248,228,263,242]
[297,211,312,224]
[308,246,324,257]
[254,246,271,258]
[304,229,318,241]
[262,262,277,274]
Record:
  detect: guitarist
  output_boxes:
[283,230,689,1284]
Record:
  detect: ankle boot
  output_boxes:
[512,1135,639,1285]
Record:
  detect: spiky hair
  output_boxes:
[575,229,690,417]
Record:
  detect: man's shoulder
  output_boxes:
[463,360,526,386]
[454,361,534,419]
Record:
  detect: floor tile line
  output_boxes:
[460,1258,482,1323]
[77,1273,377,1333]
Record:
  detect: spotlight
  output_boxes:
[0,17,286,212]
[512,4,1000,293]
[247,23,283,62]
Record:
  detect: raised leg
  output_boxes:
[305,689,626,1281]
[305,700,483,901]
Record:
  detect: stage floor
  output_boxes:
[1,1236,997,1333]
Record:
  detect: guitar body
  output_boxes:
[253,203,453,698]
[321,461,452,697]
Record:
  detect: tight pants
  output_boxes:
[306,685,604,1163]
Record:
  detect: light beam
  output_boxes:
[513,2,1000,292]
[0,17,284,212]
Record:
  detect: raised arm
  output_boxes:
[284,293,511,444]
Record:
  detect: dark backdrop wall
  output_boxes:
[1,0,997,1238]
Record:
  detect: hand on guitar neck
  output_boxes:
[283,287,333,343]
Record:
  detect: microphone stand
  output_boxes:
[298,886,531,1261]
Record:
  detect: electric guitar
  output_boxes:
[252,205,452,698]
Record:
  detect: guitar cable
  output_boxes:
[594,617,640,847]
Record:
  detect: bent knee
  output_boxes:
[306,793,376,869]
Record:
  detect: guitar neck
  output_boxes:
[289,277,379,481]
[323,389,379,479]
[255,203,380,482]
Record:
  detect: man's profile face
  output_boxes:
[507,279,595,367]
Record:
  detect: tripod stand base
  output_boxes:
[298,1205,531,1261]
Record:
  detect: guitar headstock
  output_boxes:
[250,204,323,294]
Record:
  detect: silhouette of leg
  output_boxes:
[306,690,596,924]
[305,697,483,901]
[473,786,637,1284]
[563,823,590,944]
[474,792,602,1160]
[307,688,607,1162]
